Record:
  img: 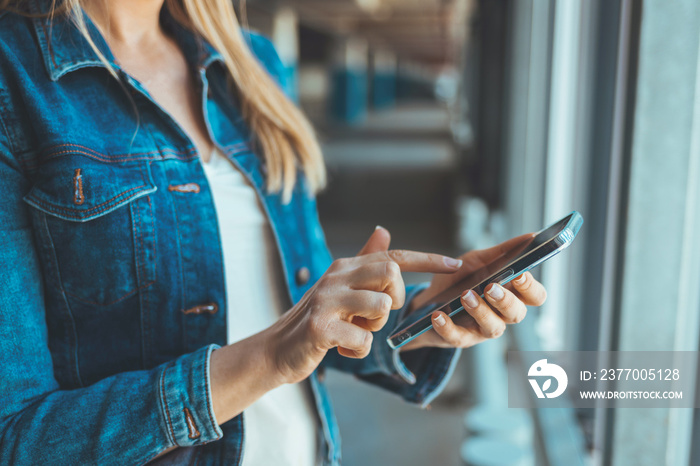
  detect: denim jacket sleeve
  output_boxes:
[0,136,222,464]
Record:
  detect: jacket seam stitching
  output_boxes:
[33,5,58,71]
[62,281,154,307]
[47,146,197,160]
[22,141,251,169]
[203,346,219,436]
[234,414,244,465]
[0,99,15,152]
[0,91,28,173]
[43,150,196,164]
[35,141,249,164]
[133,194,157,290]
[40,212,84,387]
[27,184,150,218]
[135,193,156,367]
[159,362,177,445]
[168,194,187,327]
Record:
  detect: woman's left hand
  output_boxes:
[400,234,548,351]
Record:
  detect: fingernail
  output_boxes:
[462,290,478,308]
[514,273,527,285]
[487,283,505,301]
[434,313,446,327]
[443,257,463,269]
[375,225,384,231]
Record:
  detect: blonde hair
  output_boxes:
[2,0,326,202]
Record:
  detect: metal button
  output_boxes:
[182,302,219,315]
[491,268,515,284]
[295,267,311,286]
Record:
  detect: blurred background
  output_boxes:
[244,0,700,465]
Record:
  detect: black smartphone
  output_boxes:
[387,211,583,349]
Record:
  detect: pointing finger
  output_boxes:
[357,249,462,274]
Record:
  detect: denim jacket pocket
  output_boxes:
[24,153,158,307]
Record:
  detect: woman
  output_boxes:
[0,0,547,464]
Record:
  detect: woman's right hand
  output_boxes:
[265,227,463,385]
[209,227,461,425]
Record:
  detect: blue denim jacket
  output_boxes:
[0,3,460,465]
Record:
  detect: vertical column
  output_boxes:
[606,0,700,464]
[271,7,299,101]
[538,0,584,352]
[371,49,397,109]
[330,37,369,123]
[504,0,552,236]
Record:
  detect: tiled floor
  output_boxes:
[325,369,468,466]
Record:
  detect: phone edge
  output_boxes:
[387,211,583,349]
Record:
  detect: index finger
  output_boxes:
[360,249,462,273]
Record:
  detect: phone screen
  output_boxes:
[424,214,572,307]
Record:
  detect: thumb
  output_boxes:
[357,226,391,256]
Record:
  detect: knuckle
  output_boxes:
[504,301,526,324]
[366,319,384,332]
[380,262,394,288]
[331,258,349,271]
[307,315,321,336]
[447,333,462,347]
[308,314,328,340]
[488,323,506,339]
[314,288,334,307]
[380,293,393,313]
[392,292,406,310]
[501,297,519,319]
[314,272,329,287]
[362,331,374,352]
[390,249,408,262]
[385,261,401,279]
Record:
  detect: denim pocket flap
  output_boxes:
[24,158,157,222]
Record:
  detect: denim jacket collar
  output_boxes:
[29,0,223,82]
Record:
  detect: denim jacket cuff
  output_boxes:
[380,283,462,407]
[370,282,430,378]
[396,345,462,408]
[157,344,224,447]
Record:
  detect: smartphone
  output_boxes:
[387,211,583,349]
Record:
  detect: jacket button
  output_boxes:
[182,302,219,315]
[295,267,311,286]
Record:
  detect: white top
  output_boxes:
[202,148,318,466]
